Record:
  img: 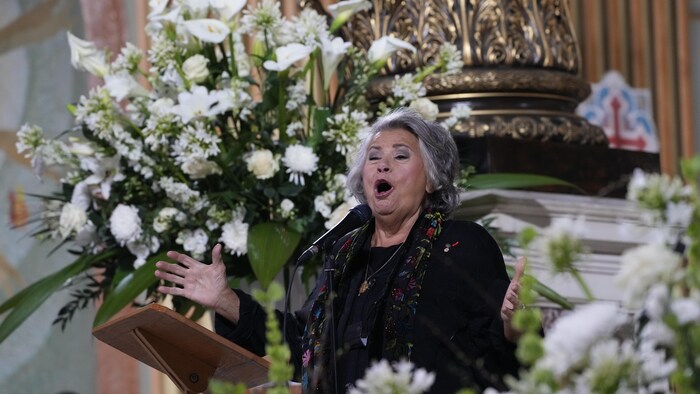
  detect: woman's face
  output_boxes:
[361,128,429,221]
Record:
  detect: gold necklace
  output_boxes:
[358,243,404,295]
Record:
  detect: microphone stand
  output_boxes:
[324,261,339,394]
[282,252,339,394]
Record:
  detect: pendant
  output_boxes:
[358,280,370,295]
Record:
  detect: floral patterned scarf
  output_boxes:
[300,210,444,392]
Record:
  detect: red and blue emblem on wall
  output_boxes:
[577,71,659,153]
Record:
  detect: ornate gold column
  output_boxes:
[338,0,608,145]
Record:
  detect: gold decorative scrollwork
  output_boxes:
[335,0,580,74]
[452,115,608,145]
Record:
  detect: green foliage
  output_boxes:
[252,282,293,394]
[247,223,302,290]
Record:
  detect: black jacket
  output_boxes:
[215,220,519,393]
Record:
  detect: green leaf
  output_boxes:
[468,173,584,193]
[247,222,302,289]
[309,107,331,147]
[506,265,574,310]
[0,249,117,343]
[93,252,168,327]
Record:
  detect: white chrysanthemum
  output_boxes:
[110,204,143,246]
[219,219,249,256]
[282,144,318,186]
[58,203,88,240]
[536,303,624,379]
[176,228,209,259]
[246,149,279,180]
[615,243,683,308]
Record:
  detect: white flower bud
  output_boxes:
[182,54,210,84]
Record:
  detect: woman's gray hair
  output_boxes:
[347,108,462,214]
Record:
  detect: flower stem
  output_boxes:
[570,269,595,301]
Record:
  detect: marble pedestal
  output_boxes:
[454,189,656,317]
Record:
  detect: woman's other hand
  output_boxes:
[155,243,241,323]
[501,256,526,342]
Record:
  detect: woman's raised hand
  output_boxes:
[155,243,241,323]
[500,256,526,342]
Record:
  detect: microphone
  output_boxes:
[296,204,372,263]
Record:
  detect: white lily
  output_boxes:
[328,0,372,18]
[104,71,149,101]
[66,32,109,77]
[80,155,125,201]
[328,0,372,31]
[184,19,231,43]
[367,36,416,64]
[321,37,351,89]
[147,0,169,18]
[171,86,222,124]
[209,0,246,22]
[263,43,313,72]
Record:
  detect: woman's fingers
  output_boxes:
[155,261,188,276]
[212,243,224,266]
[154,269,185,285]
[166,250,202,268]
[157,284,184,297]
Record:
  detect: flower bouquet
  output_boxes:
[1,0,465,342]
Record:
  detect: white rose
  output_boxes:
[409,98,439,121]
[246,149,279,180]
[281,199,295,213]
[59,203,88,239]
[182,54,210,84]
[110,204,143,246]
[181,158,222,179]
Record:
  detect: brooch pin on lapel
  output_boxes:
[443,241,459,253]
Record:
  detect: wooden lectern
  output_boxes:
[93,304,270,393]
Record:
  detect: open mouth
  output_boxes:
[375,180,393,195]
